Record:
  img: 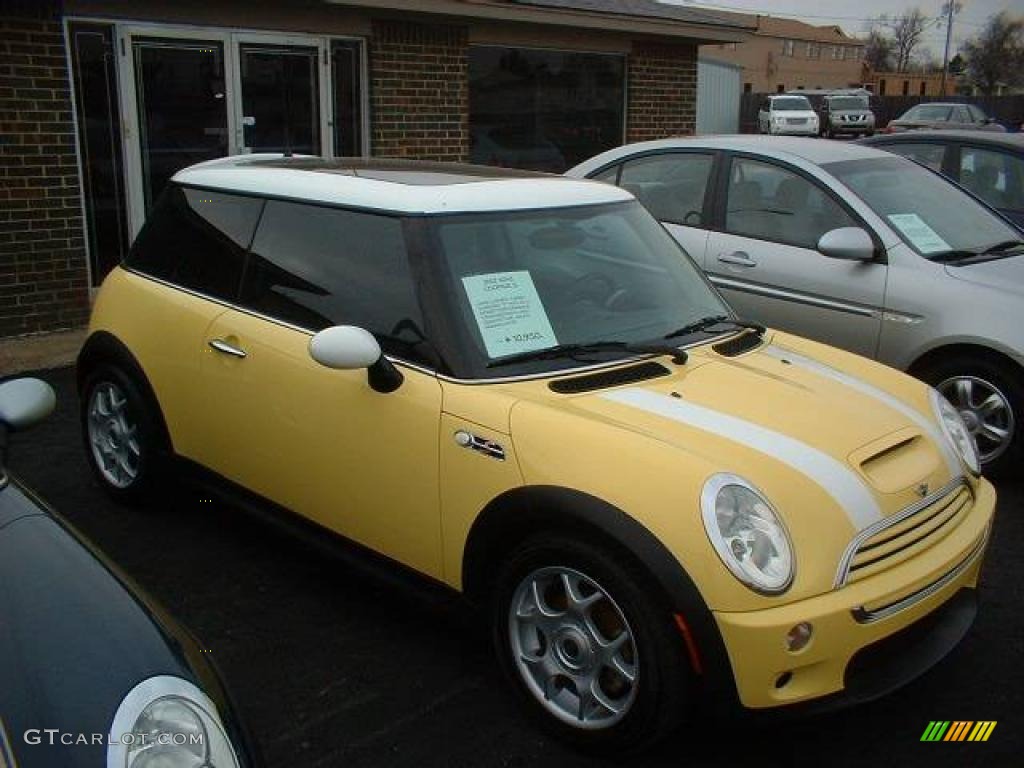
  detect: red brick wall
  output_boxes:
[369,19,468,162]
[627,41,698,142]
[0,2,91,337]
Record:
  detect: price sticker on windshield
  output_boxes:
[462,271,558,359]
[887,213,951,255]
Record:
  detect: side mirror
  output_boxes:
[309,325,403,393]
[0,378,56,431]
[817,227,875,261]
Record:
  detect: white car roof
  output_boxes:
[172,155,633,214]
[567,136,887,177]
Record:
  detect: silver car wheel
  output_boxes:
[938,375,1015,465]
[87,381,141,489]
[509,566,638,729]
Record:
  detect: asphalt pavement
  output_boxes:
[7,366,1023,767]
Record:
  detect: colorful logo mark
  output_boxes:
[921,721,997,742]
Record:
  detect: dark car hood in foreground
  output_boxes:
[0,477,258,768]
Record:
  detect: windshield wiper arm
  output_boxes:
[663,314,766,341]
[486,340,688,369]
[981,239,1024,255]
[930,241,1024,264]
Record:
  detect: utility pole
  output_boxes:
[940,1,962,96]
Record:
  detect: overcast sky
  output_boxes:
[663,0,1023,58]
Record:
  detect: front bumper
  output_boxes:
[714,477,995,710]
[770,124,818,136]
[831,123,874,134]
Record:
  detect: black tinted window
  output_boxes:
[240,202,428,362]
[126,185,261,300]
[618,153,714,226]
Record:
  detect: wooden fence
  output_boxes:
[738,92,1024,134]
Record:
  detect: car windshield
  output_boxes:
[772,97,811,111]
[902,104,953,122]
[829,97,868,110]
[824,156,1021,259]
[430,201,729,378]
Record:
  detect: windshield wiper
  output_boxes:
[981,239,1024,255]
[486,340,688,369]
[663,314,766,341]
[931,240,1024,264]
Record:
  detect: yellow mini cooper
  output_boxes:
[79,156,995,750]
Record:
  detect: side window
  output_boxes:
[618,153,715,226]
[885,143,946,172]
[967,105,985,123]
[590,164,620,184]
[953,106,971,123]
[125,185,260,300]
[240,201,429,363]
[960,146,1024,211]
[724,158,856,250]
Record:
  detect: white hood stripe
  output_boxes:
[602,388,883,530]
[762,345,960,476]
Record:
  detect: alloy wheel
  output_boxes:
[509,566,638,729]
[87,381,141,488]
[938,375,1015,465]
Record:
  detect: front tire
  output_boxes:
[919,356,1023,476]
[81,364,168,503]
[491,535,694,752]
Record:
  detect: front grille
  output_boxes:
[786,118,807,125]
[835,479,973,587]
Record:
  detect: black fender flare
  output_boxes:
[462,485,740,713]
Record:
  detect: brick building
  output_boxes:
[703,15,866,94]
[0,0,752,339]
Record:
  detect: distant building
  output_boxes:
[703,15,866,93]
[865,70,951,97]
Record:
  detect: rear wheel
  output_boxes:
[81,364,168,503]
[491,535,694,752]
[920,356,1023,476]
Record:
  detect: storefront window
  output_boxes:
[468,46,624,172]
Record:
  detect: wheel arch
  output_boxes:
[77,331,173,452]
[907,341,1024,381]
[461,485,740,712]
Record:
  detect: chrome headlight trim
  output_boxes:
[700,473,795,595]
[106,675,240,768]
[930,388,981,476]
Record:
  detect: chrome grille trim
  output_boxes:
[851,525,989,623]
[834,476,969,589]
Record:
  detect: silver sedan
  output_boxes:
[568,137,1024,474]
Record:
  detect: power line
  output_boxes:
[678,1,989,28]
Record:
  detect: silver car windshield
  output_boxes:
[431,201,729,374]
[902,104,952,121]
[824,156,1021,259]
[772,97,811,111]
[829,97,867,110]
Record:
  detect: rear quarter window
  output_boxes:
[125,185,262,301]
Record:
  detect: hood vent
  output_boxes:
[549,361,670,394]
[713,331,763,357]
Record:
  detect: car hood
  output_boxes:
[944,254,1024,293]
[774,110,817,119]
[509,335,962,531]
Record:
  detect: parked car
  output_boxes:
[808,92,876,138]
[883,102,1005,133]
[79,154,995,751]
[569,137,1024,473]
[757,94,819,136]
[0,377,259,768]
[860,130,1024,229]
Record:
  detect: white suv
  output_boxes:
[758,95,819,136]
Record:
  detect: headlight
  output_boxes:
[701,474,794,594]
[107,676,241,768]
[930,388,980,475]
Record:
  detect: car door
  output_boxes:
[705,154,886,357]
[612,151,718,268]
[956,143,1024,227]
[197,199,445,578]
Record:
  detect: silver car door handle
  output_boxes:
[208,339,247,358]
[717,251,757,267]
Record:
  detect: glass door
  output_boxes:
[237,42,322,155]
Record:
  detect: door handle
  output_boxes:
[208,339,247,358]
[717,251,757,267]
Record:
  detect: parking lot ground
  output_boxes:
[8,365,1024,767]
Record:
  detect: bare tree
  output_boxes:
[887,9,930,72]
[864,25,895,71]
[963,11,1024,95]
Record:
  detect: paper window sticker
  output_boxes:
[886,213,951,255]
[461,271,558,359]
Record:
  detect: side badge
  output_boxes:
[454,430,506,461]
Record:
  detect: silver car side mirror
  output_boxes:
[0,378,56,431]
[309,325,403,393]
[817,227,875,261]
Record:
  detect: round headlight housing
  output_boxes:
[930,388,981,475]
[701,474,794,594]
[107,676,241,768]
